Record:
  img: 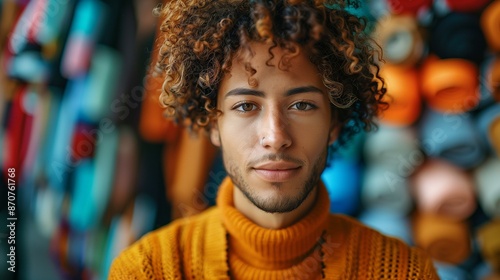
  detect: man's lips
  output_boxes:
[252,161,302,182]
[253,161,301,170]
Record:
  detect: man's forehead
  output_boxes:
[217,41,326,98]
[233,41,304,70]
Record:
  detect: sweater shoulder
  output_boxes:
[327,214,439,279]
[108,207,221,280]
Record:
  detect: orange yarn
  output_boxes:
[109,178,439,279]
[379,64,421,126]
[412,212,471,265]
[477,220,500,272]
[420,55,479,113]
[481,0,500,52]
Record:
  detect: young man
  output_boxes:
[110,0,439,278]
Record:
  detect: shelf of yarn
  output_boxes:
[321,1,500,279]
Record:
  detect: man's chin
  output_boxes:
[253,201,302,214]
[244,189,313,214]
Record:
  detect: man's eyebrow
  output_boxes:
[224,86,324,99]
[285,86,324,96]
[224,88,265,99]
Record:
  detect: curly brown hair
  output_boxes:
[154,0,386,148]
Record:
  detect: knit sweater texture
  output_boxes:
[109,177,439,279]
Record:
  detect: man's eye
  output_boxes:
[291,102,316,111]
[234,103,257,112]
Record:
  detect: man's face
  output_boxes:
[211,42,337,213]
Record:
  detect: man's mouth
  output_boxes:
[253,161,302,182]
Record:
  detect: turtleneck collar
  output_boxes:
[216,177,330,270]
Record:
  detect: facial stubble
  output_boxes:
[221,141,328,213]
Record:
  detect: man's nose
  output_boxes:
[259,108,292,151]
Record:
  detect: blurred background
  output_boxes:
[0,0,499,279]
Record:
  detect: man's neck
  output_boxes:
[233,186,318,229]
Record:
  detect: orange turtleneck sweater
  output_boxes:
[109,177,439,279]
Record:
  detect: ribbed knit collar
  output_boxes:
[216,177,330,271]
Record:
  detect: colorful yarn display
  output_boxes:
[352,1,500,278]
[374,15,425,67]
[410,158,477,221]
[474,157,500,218]
[488,57,500,101]
[477,220,500,272]
[429,12,487,64]
[481,0,500,52]
[322,158,362,215]
[418,108,486,169]
[378,65,422,125]
[412,212,471,264]
[420,56,480,113]
[0,0,499,279]
[358,208,413,244]
[477,104,500,156]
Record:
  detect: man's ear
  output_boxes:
[210,123,221,147]
[328,125,341,146]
